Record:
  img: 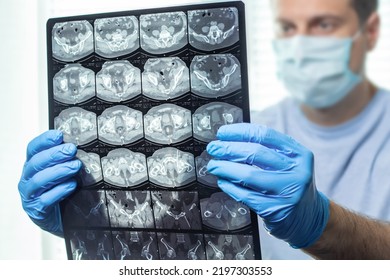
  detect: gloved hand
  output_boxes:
[18,130,82,237]
[207,123,330,249]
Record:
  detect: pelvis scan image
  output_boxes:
[54,107,97,146]
[142,57,190,100]
[98,105,143,145]
[52,20,94,62]
[102,148,148,188]
[188,7,239,51]
[96,60,142,102]
[53,64,95,104]
[147,148,195,188]
[140,11,188,54]
[193,102,243,142]
[144,104,192,144]
[94,16,139,58]
[191,54,241,97]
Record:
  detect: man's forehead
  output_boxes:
[271,0,354,20]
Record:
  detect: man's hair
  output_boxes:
[351,0,379,24]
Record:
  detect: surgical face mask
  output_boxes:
[273,32,363,108]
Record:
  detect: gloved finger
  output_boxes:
[23,143,77,180]
[207,159,288,194]
[22,160,81,199]
[207,140,294,170]
[26,130,63,161]
[216,123,306,154]
[39,179,78,210]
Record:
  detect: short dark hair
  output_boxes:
[351,0,379,24]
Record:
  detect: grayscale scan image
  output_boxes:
[94,16,139,58]
[140,12,187,54]
[52,20,94,62]
[76,150,103,187]
[144,104,192,144]
[96,60,142,102]
[142,57,190,100]
[113,231,158,260]
[53,64,95,104]
[191,54,241,98]
[200,192,251,231]
[98,105,143,145]
[157,232,206,260]
[62,190,109,227]
[204,234,255,260]
[101,148,148,188]
[193,102,243,142]
[48,2,260,260]
[106,190,154,228]
[69,230,114,260]
[152,191,201,230]
[147,148,195,188]
[54,107,97,146]
[188,7,239,51]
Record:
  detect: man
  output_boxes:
[18,0,390,259]
[248,0,390,259]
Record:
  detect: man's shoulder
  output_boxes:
[250,98,295,127]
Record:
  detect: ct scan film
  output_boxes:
[47,1,261,260]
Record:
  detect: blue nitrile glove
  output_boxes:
[207,123,330,249]
[18,130,82,237]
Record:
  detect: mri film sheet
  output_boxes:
[47,1,261,260]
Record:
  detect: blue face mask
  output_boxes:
[273,33,363,109]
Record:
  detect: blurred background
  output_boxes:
[1,0,389,259]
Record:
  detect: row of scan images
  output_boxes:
[68,230,255,260]
[53,55,242,104]
[52,7,240,61]
[55,103,243,146]
[77,148,217,188]
[64,190,251,232]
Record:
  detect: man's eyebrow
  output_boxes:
[275,14,344,24]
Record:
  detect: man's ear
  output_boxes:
[365,12,380,51]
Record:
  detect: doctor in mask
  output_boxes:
[206,0,390,259]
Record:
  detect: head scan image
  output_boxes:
[98,105,143,145]
[188,7,239,51]
[195,150,218,187]
[151,191,201,230]
[53,64,95,105]
[193,102,243,142]
[142,57,190,100]
[106,190,154,229]
[52,20,94,62]
[101,148,148,188]
[204,234,255,260]
[69,230,114,260]
[157,232,206,260]
[94,16,139,58]
[190,54,241,98]
[200,192,251,231]
[147,148,195,188]
[140,12,187,54]
[62,190,109,228]
[113,231,158,260]
[76,150,103,187]
[144,104,192,145]
[96,60,142,103]
[54,107,97,146]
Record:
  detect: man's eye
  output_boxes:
[317,21,335,31]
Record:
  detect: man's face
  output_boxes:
[272,0,376,74]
